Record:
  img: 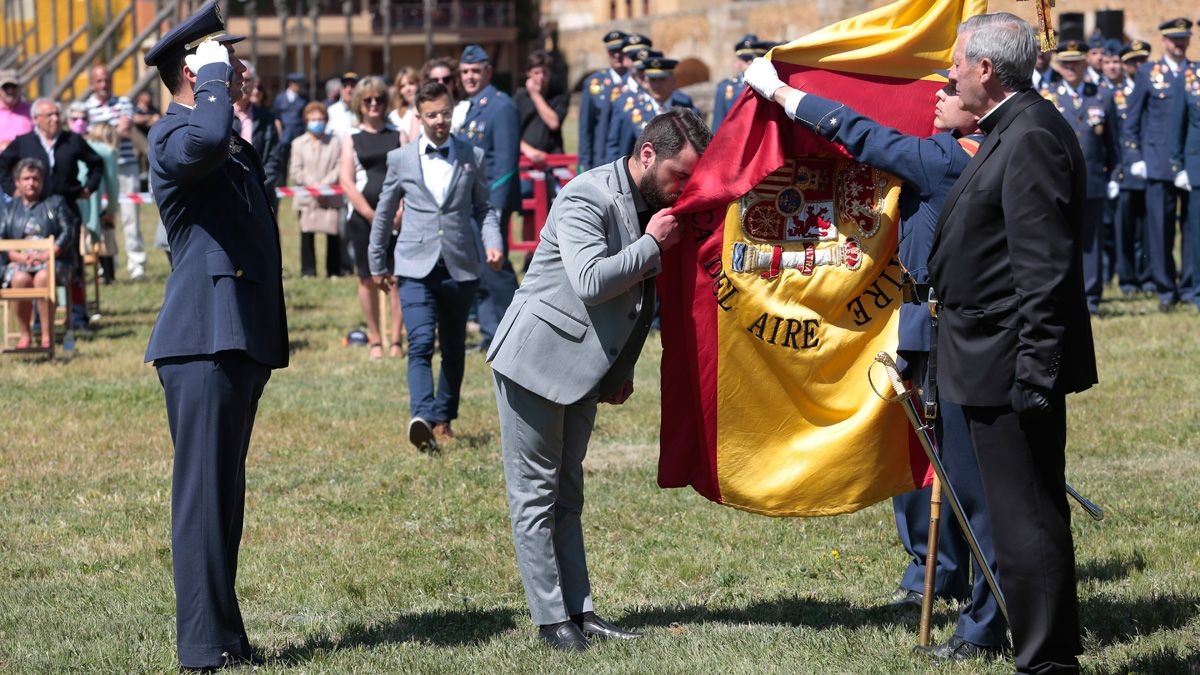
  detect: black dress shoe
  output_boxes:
[538,620,589,652]
[917,635,1005,662]
[572,611,644,640]
[884,587,923,610]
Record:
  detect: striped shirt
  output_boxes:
[84,94,137,166]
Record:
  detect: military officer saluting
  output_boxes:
[142,1,288,669]
[578,30,628,170]
[605,54,697,163]
[1044,39,1120,315]
[1170,29,1200,313]
[1123,18,1195,311]
[711,34,769,133]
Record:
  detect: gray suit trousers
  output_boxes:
[494,370,597,625]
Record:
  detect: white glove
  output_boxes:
[1175,170,1192,191]
[184,39,230,74]
[1107,181,1119,200]
[744,57,787,100]
[1130,160,1147,179]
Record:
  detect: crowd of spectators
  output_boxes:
[0,47,572,352]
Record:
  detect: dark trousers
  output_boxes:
[1188,192,1200,308]
[399,265,478,423]
[157,352,271,668]
[1081,197,1104,313]
[1144,180,1193,304]
[1101,195,1117,285]
[299,231,342,277]
[1115,188,1149,292]
[965,402,1081,674]
[477,209,519,349]
[893,354,1006,647]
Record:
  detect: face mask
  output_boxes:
[70,118,89,135]
[306,120,326,134]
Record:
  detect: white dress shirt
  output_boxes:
[420,137,454,206]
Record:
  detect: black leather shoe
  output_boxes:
[884,587,923,610]
[917,635,1005,662]
[538,621,589,652]
[572,611,644,640]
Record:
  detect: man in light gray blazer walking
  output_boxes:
[370,81,503,451]
[487,109,710,651]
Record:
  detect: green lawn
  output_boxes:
[1,209,1198,674]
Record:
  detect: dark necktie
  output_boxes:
[425,144,450,158]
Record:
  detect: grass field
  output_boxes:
[2,196,1200,674]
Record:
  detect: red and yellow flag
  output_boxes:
[657,0,987,516]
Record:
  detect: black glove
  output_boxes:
[1010,380,1052,415]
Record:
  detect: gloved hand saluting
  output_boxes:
[184,39,230,75]
[744,57,787,100]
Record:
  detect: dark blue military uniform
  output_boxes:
[1043,78,1120,313]
[606,87,696,162]
[272,72,308,143]
[142,3,287,668]
[711,35,766,133]
[1170,60,1200,309]
[577,30,627,171]
[1106,60,1151,293]
[456,47,521,349]
[1123,26,1195,307]
[792,91,1006,649]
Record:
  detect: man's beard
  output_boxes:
[637,161,677,211]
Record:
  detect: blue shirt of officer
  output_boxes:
[1107,40,1151,190]
[457,45,521,214]
[1123,20,1193,182]
[605,56,696,163]
[1043,77,1120,199]
[712,35,765,133]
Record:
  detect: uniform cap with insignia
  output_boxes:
[1056,40,1087,62]
[735,33,761,60]
[752,40,776,58]
[621,34,652,55]
[341,71,359,84]
[1086,33,1106,51]
[1103,39,1122,57]
[1159,17,1193,38]
[603,30,629,51]
[642,56,679,79]
[460,44,490,64]
[143,0,244,68]
[286,72,306,83]
[632,48,664,69]
[1121,39,1151,61]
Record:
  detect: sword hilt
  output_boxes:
[871,352,911,400]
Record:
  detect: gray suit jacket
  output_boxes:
[487,158,662,404]
[368,135,502,281]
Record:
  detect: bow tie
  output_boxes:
[425,144,450,158]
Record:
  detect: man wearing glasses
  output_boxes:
[746,54,1008,662]
[368,80,504,451]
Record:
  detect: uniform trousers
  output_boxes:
[893,353,1006,647]
[399,265,477,424]
[157,351,271,668]
[494,371,597,626]
[1081,197,1105,313]
[1144,180,1193,304]
[965,401,1081,674]
[1115,188,1149,293]
[477,209,519,349]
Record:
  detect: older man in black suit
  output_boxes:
[928,13,1098,674]
[0,98,102,211]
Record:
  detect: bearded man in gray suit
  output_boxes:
[370,81,504,452]
[487,108,710,652]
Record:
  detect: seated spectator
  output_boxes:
[289,102,343,278]
[0,69,32,152]
[0,158,78,349]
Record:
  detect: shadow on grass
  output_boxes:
[1077,550,1147,584]
[1092,647,1200,675]
[1082,592,1200,647]
[276,607,518,663]
[622,595,938,632]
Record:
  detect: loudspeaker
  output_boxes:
[1058,12,1085,43]
[1095,10,1124,41]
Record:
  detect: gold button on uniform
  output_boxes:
[235,269,244,277]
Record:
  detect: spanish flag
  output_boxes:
[657,0,988,516]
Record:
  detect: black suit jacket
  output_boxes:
[928,89,1098,406]
[233,105,285,210]
[0,130,103,202]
